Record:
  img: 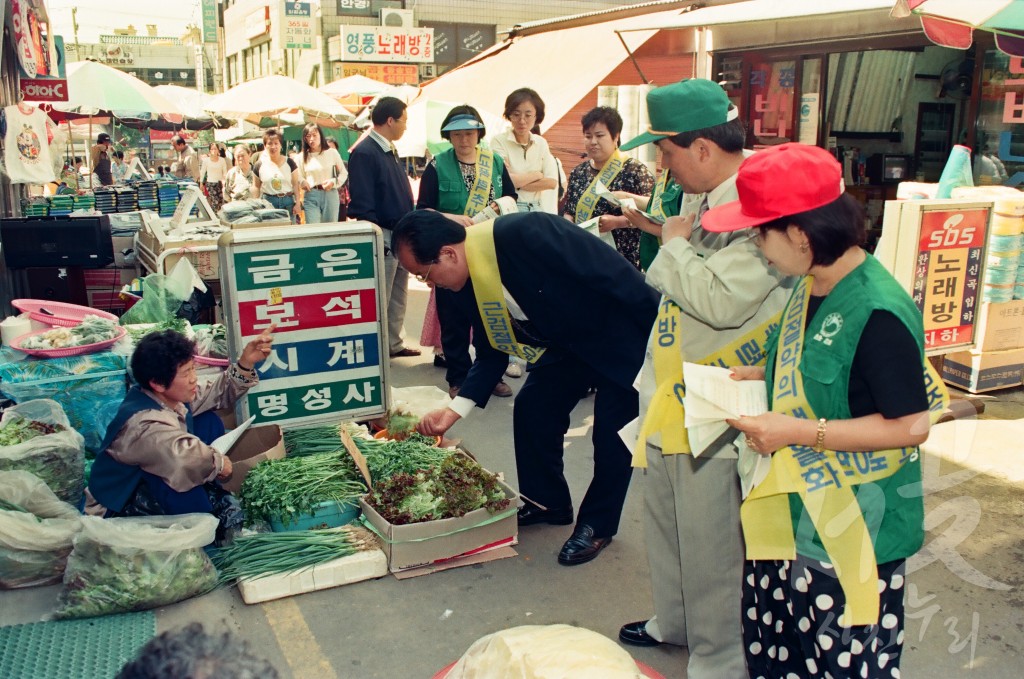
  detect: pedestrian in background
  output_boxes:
[223,144,256,203]
[253,128,302,223]
[490,87,558,214]
[299,123,347,223]
[347,96,420,358]
[200,143,228,213]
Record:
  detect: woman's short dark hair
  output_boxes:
[440,104,486,142]
[392,210,467,264]
[666,117,746,153]
[581,106,623,144]
[503,88,546,126]
[262,128,283,147]
[131,330,196,390]
[759,193,866,267]
[372,96,407,126]
[114,150,125,160]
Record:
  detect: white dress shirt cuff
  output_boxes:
[449,396,477,419]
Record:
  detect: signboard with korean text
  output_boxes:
[202,0,218,43]
[283,2,313,50]
[219,223,391,428]
[336,62,418,84]
[339,26,434,63]
[876,200,991,354]
[336,0,403,17]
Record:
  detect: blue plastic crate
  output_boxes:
[269,499,360,532]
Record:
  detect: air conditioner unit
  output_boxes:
[419,64,437,80]
[380,8,414,28]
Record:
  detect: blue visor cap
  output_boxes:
[441,114,485,132]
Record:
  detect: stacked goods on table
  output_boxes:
[48,194,74,215]
[93,187,117,214]
[20,196,49,216]
[136,180,159,211]
[73,193,95,212]
[218,198,291,226]
[156,179,179,217]
[0,470,82,589]
[115,186,139,212]
[54,514,219,619]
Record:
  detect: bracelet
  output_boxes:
[237,361,253,372]
[813,418,828,453]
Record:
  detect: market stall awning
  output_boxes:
[420,7,689,135]
[891,0,1024,57]
[205,75,354,125]
[616,0,918,52]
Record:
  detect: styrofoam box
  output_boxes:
[237,549,388,605]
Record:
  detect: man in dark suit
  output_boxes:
[392,210,659,565]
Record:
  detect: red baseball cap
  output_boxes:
[701,143,845,232]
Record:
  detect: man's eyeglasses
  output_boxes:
[414,261,436,284]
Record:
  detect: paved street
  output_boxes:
[2,284,1022,678]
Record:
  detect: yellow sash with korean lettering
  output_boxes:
[633,298,779,467]
[464,148,495,217]
[575,150,626,223]
[464,219,546,363]
[741,276,949,627]
[648,171,671,221]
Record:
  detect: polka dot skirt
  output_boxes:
[743,556,907,679]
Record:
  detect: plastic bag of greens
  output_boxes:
[54,513,219,619]
[119,273,193,325]
[0,470,82,588]
[192,324,228,359]
[0,400,86,505]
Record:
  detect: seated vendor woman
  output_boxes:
[85,327,274,541]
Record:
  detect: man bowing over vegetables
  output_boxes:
[86,327,274,544]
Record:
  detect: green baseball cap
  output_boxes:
[620,79,738,151]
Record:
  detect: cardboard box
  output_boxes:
[359,476,519,573]
[941,348,1024,393]
[974,300,1024,352]
[237,549,388,605]
[221,424,285,493]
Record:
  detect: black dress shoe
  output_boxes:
[517,503,573,526]
[433,354,447,368]
[619,620,662,647]
[557,524,611,566]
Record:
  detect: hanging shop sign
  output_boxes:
[339,26,434,63]
[335,62,418,84]
[877,200,991,353]
[219,223,391,427]
[336,0,403,17]
[8,0,49,78]
[202,0,218,44]
[283,2,313,50]
[19,78,66,102]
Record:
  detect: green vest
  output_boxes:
[639,177,682,271]
[434,148,504,215]
[765,254,927,564]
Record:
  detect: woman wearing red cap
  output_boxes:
[701,142,946,679]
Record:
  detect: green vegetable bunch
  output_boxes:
[367,455,510,525]
[193,324,228,358]
[55,538,217,619]
[211,525,380,584]
[124,318,189,344]
[383,407,419,440]
[240,451,366,527]
[0,415,65,447]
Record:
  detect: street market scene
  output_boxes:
[1,1,1023,677]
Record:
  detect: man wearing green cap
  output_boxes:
[616,79,792,678]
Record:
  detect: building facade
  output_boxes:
[65,33,216,91]
[221,0,629,89]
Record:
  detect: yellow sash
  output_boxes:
[575,150,625,223]
[633,297,779,466]
[648,171,671,221]
[464,148,495,218]
[463,220,546,363]
[741,276,949,627]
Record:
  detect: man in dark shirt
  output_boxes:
[347,96,420,357]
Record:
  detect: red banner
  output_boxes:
[19,78,68,102]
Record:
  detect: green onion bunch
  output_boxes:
[211,525,380,584]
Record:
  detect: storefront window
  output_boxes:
[975,49,1021,185]
[748,58,796,146]
[798,58,822,146]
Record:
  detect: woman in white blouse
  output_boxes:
[200,143,229,213]
[299,123,348,224]
[489,88,558,213]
